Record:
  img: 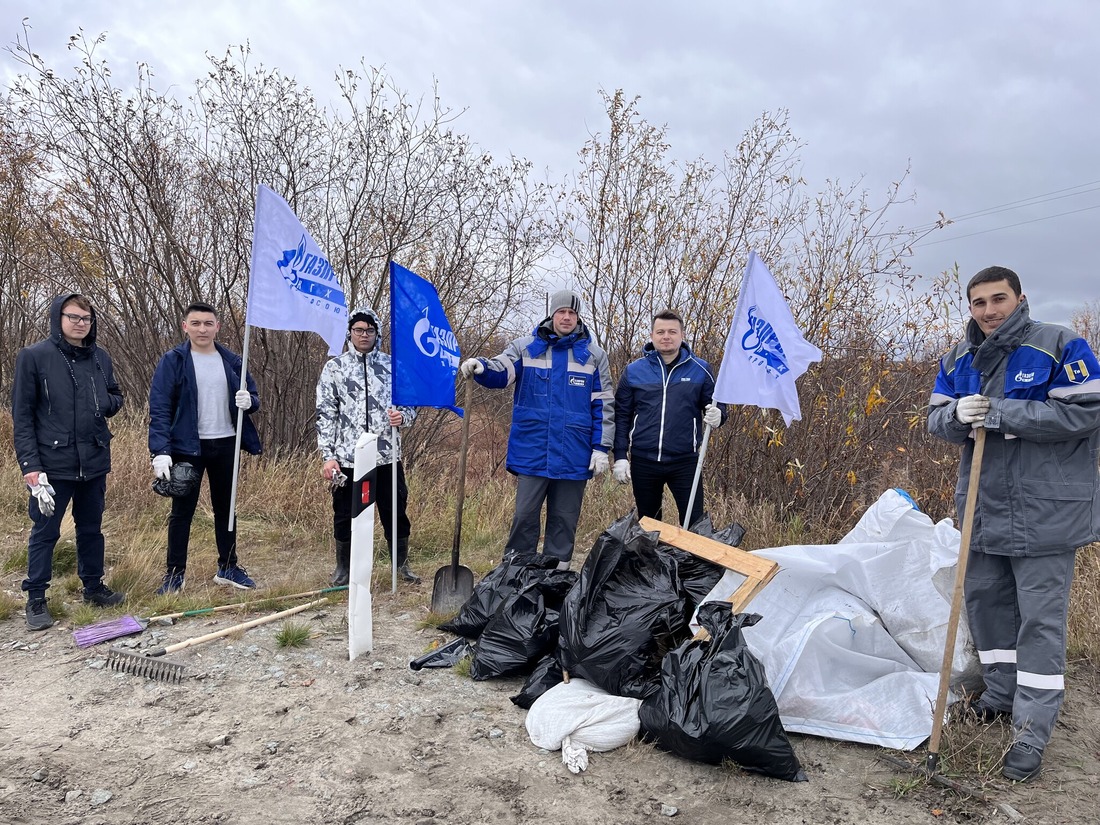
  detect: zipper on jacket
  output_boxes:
[43,377,51,415]
[657,358,687,462]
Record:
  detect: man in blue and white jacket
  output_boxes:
[929,266,1100,782]
[461,290,614,569]
[317,306,419,585]
[613,309,725,527]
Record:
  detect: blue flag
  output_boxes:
[389,261,463,416]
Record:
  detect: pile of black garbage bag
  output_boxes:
[435,511,805,781]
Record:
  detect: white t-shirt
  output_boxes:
[191,351,234,439]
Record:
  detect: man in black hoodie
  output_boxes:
[11,294,126,630]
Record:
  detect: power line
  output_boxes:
[917,202,1100,247]
[903,179,1100,235]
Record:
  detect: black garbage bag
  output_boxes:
[439,551,559,639]
[638,601,807,782]
[152,462,201,498]
[470,570,577,681]
[558,513,689,699]
[510,653,564,709]
[658,514,748,612]
[409,638,471,671]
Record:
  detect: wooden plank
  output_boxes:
[640,516,780,641]
[639,517,778,584]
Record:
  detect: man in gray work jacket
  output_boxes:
[928,265,1100,782]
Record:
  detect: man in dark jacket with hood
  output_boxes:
[148,302,261,594]
[613,309,725,527]
[12,294,126,630]
[460,290,614,569]
[929,266,1100,782]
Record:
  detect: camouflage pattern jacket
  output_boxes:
[316,346,416,467]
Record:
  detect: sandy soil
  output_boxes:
[2,584,1099,825]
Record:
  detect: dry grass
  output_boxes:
[2,415,1099,670]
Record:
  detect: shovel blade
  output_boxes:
[430,564,475,615]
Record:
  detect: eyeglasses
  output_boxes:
[61,313,93,325]
[350,327,377,336]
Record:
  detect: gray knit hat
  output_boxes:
[548,290,582,316]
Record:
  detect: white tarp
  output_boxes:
[696,489,982,750]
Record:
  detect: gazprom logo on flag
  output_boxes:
[276,236,346,315]
[741,305,791,376]
[413,307,461,368]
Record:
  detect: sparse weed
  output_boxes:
[275,621,312,648]
[452,655,472,679]
[0,591,20,620]
[888,775,925,798]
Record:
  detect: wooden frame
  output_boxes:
[639,516,779,638]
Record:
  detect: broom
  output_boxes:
[73,586,348,647]
[105,598,330,683]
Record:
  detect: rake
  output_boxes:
[74,586,348,647]
[105,597,330,683]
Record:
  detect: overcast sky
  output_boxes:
[4,1,1097,328]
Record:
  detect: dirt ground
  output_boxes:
[2,581,1099,825]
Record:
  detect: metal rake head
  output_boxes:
[106,647,185,683]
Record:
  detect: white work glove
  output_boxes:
[460,358,484,377]
[703,402,722,428]
[589,450,609,476]
[612,459,631,484]
[955,394,990,426]
[234,389,252,410]
[152,454,173,480]
[30,472,56,517]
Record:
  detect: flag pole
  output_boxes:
[227,321,252,532]
[682,423,712,529]
[391,428,398,594]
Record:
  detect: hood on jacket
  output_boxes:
[49,293,98,349]
[347,305,382,353]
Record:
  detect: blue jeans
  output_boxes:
[22,475,108,596]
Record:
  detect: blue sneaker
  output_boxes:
[213,565,257,589]
[156,570,185,595]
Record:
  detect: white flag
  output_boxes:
[246,185,347,355]
[713,251,822,426]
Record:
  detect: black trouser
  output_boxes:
[630,453,704,527]
[507,475,587,562]
[331,461,411,547]
[167,437,238,572]
[23,475,108,596]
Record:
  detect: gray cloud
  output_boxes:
[5,0,1097,325]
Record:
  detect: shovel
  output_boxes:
[431,379,476,614]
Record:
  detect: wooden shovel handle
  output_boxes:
[451,379,473,572]
[157,598,328,656]
[927,427,987,767]
[147,587,347,622]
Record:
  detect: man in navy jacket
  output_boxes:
[613,309,725,527]
[148,303,261,594]
[12,293,126,629]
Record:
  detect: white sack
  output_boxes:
[525,679,642,773]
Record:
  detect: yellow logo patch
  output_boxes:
[1064,360,1090,383]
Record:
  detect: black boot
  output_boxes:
[395,537,420,584]
[331,539,351,587]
